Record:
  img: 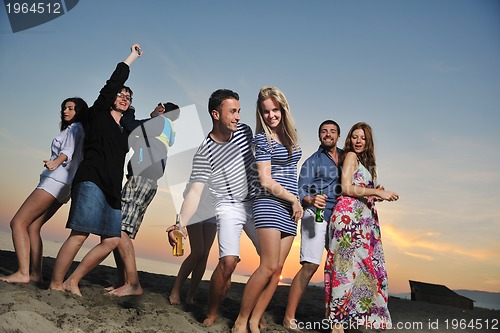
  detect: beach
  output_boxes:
[1,248,499,333]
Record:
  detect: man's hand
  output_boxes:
[166,224,187,248]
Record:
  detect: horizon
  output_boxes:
[1,230,498,312]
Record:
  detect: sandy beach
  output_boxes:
[0,248,499,333]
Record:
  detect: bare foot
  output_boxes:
[283,317,301,331]
[168,293,181,305]
[48,281,65,291]
[331,323,345,333]
[104,286,116,292]
[248,321,260,333]
[259,317,268,331]
[231,323,249,333]
[29,273,43,284]
[203,315,217,327]
[63,279,82,297]
[0,271,31,284]
[107,283,143,297]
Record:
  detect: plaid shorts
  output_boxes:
[121,175,158,239]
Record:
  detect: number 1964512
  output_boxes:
[5,2,61,14]
[443,318,498,330]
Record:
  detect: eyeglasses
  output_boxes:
[116,92,132,101]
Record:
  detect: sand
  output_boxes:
[0,249,499,333]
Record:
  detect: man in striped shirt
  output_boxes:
[167,89,259,326]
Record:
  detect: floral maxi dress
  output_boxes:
[324,162,391,329]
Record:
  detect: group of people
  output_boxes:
[1,44,400,333]
[166,85,399,333]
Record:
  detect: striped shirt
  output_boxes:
[189,123,257,207]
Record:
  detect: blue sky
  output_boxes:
[1,0,499,294]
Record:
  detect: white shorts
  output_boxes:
[215,201,259,259]
[36,176,71,204]
[300,208,328,265]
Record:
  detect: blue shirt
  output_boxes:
[298,146,342,222]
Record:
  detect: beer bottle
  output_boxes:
[315,191,324,223]
[172,214,184,256]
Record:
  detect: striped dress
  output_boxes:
[253,132,302,236]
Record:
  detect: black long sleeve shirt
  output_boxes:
[72,62,130,209]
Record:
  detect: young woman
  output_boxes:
[1,97,87,284]
[168,184,217,305]
[232,86,302,333]
[324,122,399,333]
[49,44,142,297]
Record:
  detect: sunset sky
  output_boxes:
[1,0,499,294]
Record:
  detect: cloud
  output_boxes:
[402,251,433,261]
[384,224,497,261]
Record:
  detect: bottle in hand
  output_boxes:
[172,214,184,256]
[315,191,324,223]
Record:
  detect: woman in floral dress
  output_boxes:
[324,122,399,333]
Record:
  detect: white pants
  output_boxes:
[215,201,259,259]
[300,208,328,265]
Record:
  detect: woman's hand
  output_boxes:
[124,43,142,66]
[291,197,304,223]
[376,189,399,202]
[43,159,60,171]
[131,43,142,57]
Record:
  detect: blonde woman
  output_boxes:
[232,86,302,333]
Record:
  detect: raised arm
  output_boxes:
[90,44,142,114]
[123,43,142,67]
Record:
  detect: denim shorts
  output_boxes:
[66,181,121,237]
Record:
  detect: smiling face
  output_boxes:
[260,98,281,131]
[114,88,132,112]
[62,101,76,123]
[319,123,339,149]
[214,98,240,133]
[351,128,366,153]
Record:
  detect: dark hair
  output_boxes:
[318,119,341,136]
[121,85,133,98]
[208,89,239,118]
[163,102,179,112]
[60,97,88,131]
[163,102,180,121]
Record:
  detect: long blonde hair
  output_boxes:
[255,86,299,154]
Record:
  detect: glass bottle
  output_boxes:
[315,191,324,223]
[172,214,184,256]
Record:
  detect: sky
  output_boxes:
[0,0,499,295]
